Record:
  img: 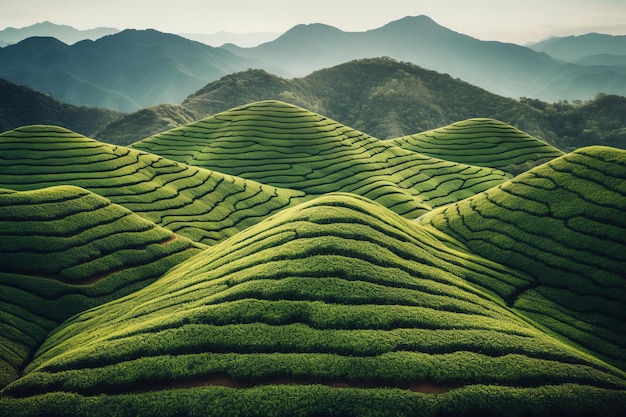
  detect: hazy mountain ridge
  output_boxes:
[528,33,626,63]
[2,16,625,115]
[222,15,626,101]
[0,29,254,112]
[0,21,118,45]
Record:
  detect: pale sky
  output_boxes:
[1,0,625,44]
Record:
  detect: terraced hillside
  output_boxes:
[0,125,305,245]
[0,185,204,388]
[389,118,564,175]
[2,194,625,417]
[420,146,626,370]
[131,100,511,219]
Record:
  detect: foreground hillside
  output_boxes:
[0,104,625,416]
[0,185,205,387]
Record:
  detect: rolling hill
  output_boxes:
[1,192,625,416]
[131,100,512,218]
[0,185,205,387]
[388,118,564,175]
[0,125,305,245]
[420,146,626,370]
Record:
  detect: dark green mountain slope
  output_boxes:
[1,193,624,417]
[0,78,123,136]
[0,125,304,245]
[132,100,511,218]
[389,118,564,175]
[0,185,204,388]
[420,146,626,370]
[0,30,253,111]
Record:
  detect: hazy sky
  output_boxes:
[1,0,625,44]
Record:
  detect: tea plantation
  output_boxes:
[0,104,624,416]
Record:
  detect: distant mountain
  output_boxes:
[575,54,626,67]
[0,78,122,136]
[179,31,281,47]
[222,15,626,101]
[0,21,118,45]
[529,33,626,63]
[0,29,254,112]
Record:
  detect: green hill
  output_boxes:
[131,100,511,219]
[0,125,304,245]
[420,146,626,370]
[1,193,624,416]
[389,118,564,175]
[0,185,204,388]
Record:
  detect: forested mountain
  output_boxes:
[0,78,122,136]
[94,58,626,150]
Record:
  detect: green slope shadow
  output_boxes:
[420,146,626,371]
[0,185,204,388]
[131,100,512,219]
[388,118,564,175]
[3,193,624,416]
[0,125,305,245]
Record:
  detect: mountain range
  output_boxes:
[0,101,624,416]
[3,58,626,151]
[1,16,626,114]
[0,29,255,112]
[0,21,119,46]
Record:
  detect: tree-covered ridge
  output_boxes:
[389,118,564,175]
[0,125,305,245]
[132,100,511,219]
[421,146,626,370]
[0,185,204,388]
[3,194,625,417]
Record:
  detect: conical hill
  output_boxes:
[389,118,564,175]
[131,101,511,218]
[0,125,304,245]
[3,193,624,416]
[0,185,204,388]
[420,146,626,370]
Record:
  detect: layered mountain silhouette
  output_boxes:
[223,16,626,101]
[0,101,625,416]
[0,21,118,46]
[528,33,626,64]
[2,16,626,114]
[0,30,253,111]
